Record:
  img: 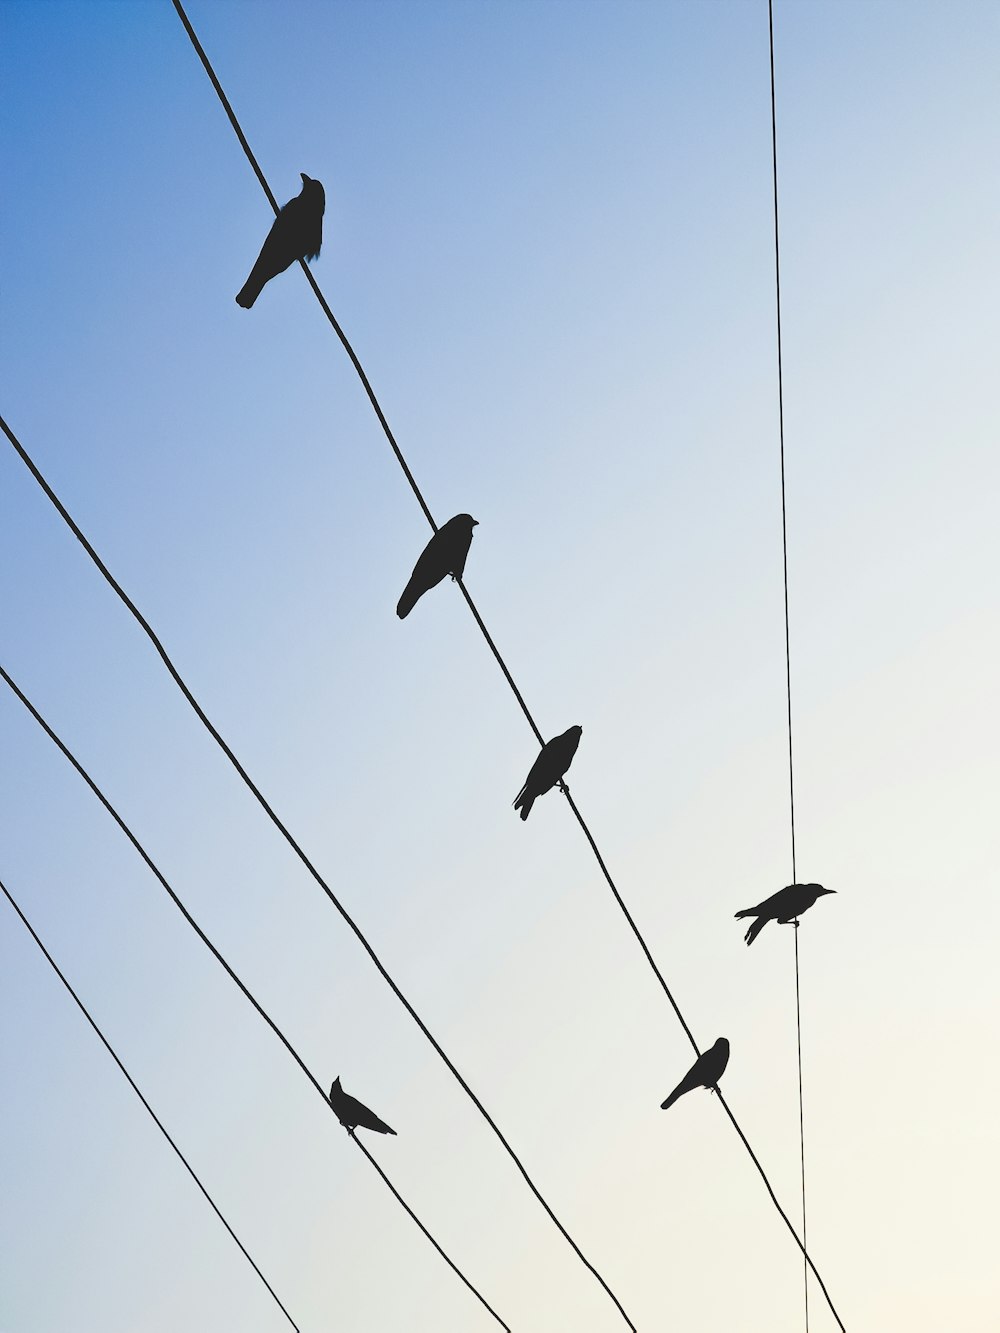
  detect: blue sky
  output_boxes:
[2,2,998,1330]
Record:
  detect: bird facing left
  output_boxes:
[328,1076,397,1137]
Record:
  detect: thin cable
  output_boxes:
[1,414,634,1328]
[0,667,510,1333]
[768,0,796,886]
[767,3,809,1326]
[794,922,809,1330]
[169,0,437,534]
[0,875,301,1333]
[717,1090,843,1333]
[346,1129,511,1333]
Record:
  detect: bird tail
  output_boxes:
[236,259,267,309]
[373,1118,397,1136]
[739,915,767,946]
[236,279,261,309]
[660,1084,683,1111]
[396,575,421,619]
[513,785,534,821]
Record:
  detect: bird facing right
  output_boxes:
[734,883,835,946]
[396,514,478,619]
[514,725,582,820]
[236,173,326,309]
[660,1038,730,1111]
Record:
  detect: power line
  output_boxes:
[1,410,635,1329]
[165,2,846,1322]
[767,3,810,1327]
[0,874,301,1333]
[0,664,511,1333]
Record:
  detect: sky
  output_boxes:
[1,1,998,1329]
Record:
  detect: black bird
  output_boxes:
[329,1077,397,1136]
[513,725,582,821]
[236,173,325,308]
[735,883,835,946]
[396,514,478,619]
[660,1038,730,1111]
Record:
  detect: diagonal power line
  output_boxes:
[1,405,635,1325]
[165,3,847,1326]
[0,665,510,1332]
[1,874,301,1333]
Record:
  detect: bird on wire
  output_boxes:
[513,725,582,821]
[329,1077,397,1137]
[734,883,835,946]
[396,514,478,619]
[660,1038,730,1111]
[236,173,325,308]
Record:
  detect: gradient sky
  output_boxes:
[2,2,998,1330]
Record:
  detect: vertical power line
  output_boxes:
[767,2,809,1328]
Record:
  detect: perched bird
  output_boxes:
[735,883,835,946]
[513,725,582,821]
[396,514,478,619]
[236,173,325,308]
[328,1077,397,1136]
[660,1038,730,1111]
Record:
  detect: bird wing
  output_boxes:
[702,1039,730,1087]
[397,530,452,617]
[347,1094,396,1135]
[520,745,555,800]
[738,885,793,918]
[447,525,474,581]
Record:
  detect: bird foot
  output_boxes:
[558,781,570,795]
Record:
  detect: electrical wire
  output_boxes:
[0,874,301,1333]
[1,406,635,1329]
[767,3,810,1326]
[0,664,511,1333]
[165,4,847,1323]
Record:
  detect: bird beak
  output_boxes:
[301,172,310,183]
[472,520,479,527]
[821,888,836,896]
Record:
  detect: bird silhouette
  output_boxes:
[513,725,582,820]
[660,1038,730,1111]
[236,174,325,308]
[396,514,478,619]
[328,1077,397,1136]
[735,883,835,945]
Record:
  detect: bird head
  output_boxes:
[299,174,326,210]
